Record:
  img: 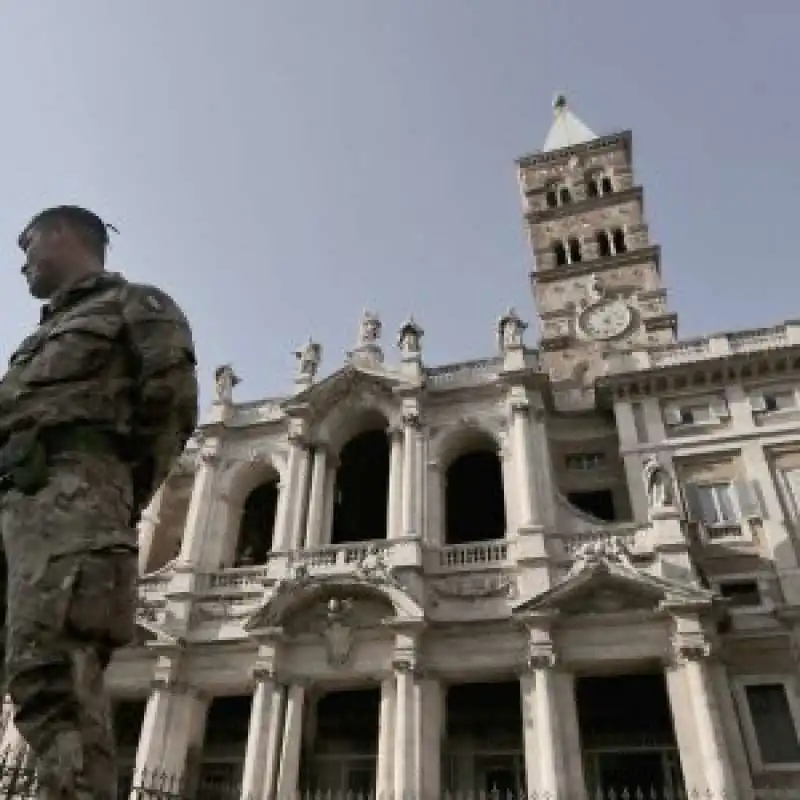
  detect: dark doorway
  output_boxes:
[332,431,390,544]
[302,688,380,793]
[236,480,279,565]
[198,696,252,790]
[568,489,616,522]
[444,681,524,794]
[445,451,506,544]
[576,673,684,797]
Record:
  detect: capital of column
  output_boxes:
[402,410,421,429]
[525,641,557,672]
[287,416,309,446]
[387,424,404,441]
[392,654,421,677]
[670,632,714,665]
[251,665,278,683]
[198,445,222,467]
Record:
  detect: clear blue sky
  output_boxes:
[2,2,799,406]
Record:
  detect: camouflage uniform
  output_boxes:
[0,269,198,798]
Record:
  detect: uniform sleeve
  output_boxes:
[121,284,199,506]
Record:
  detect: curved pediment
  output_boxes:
[245,561,426,634]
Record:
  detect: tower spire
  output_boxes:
[542,93,597,152]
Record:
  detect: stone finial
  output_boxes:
[213,364,240,405]
[294,338,322,390]
[397,316,424,358]
[348,309,384,367]
[357,309,382,347]
[497,308,527,354]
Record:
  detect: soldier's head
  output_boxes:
[17,206,115,299]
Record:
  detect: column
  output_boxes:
[668,636,739,798]
[240,670,285,800]
[500,434,519,537]
[274,684,305,798]
[520,646,565,797]
[401,414,420,538]
[418,677,443,799]
[376,677,396,800]
[133,682,208,786]
[386,428,404,540]
[511,401,538,531]
[282,432,312,552]
[0,695,29,766]
[271,479,290,553]
[138,485,166,574]
[613,399,649,522]
[393,658,421,798]
[321,460,337,547]
[178,445,220,566]
[641,397,668,444]
[414,424,427,542]
[304,446,328,549]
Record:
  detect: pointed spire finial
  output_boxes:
[542,92,597,152]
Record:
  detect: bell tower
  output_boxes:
[516,95,677,406]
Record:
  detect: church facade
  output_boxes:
[7,97,800,799]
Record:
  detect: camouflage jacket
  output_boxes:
[0,271,198,509]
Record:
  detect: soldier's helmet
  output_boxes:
[18,206,116,251]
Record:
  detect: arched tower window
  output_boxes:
[331,429,390,544]
[553,241,567,266]
[559,186,572,205]
[601,175,614,194]
[595,231,612,258]
[545,188,558,209]
[568,237,582,264]
[587,178,599,198]
[445,446,506,545]
[612,228,628,254]
[236,480,279,565]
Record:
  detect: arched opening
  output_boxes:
[601,175,614,194]
[587,178,599,198]
[595,231,612,258]
[568,237,582,263]
[612,228,628,254]
[445,449,506,544]
[332,429,390,544]
[545,189,558,209]
[235,479,279,565]
[553,241,567,266]
[559,186,572,205]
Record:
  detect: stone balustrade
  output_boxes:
[605,320,800,374]
[425,357,504,389]
[433,540,509,572]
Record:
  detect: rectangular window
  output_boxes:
[783,468,800,514]
[745,683,800,766]
[566,453,606,471]
[718,580,761,608]
[763,391,795,412]
[695,483,738,525]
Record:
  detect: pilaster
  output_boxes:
[177,437,222,570]
[612,399,648,522]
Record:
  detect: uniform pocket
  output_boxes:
[66,552,138,647]
[22,315,121,385]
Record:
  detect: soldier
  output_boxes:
[0,206,198,799]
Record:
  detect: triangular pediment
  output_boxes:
[283,364,408,418]
[514,556,715,618]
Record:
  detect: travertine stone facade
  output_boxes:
[13,96,797,800]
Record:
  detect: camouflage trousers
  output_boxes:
[0,451,138,800]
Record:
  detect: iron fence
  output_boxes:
[0,756,796,800]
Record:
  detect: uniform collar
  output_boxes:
[40,271,126,323]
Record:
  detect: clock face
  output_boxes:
[579,300,633,340]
